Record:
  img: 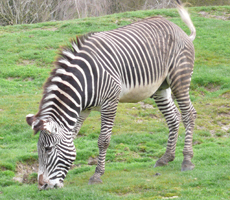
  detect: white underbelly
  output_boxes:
[119,80,164,103]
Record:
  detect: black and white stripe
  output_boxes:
[37,127,76,189]
[26,0,197,188]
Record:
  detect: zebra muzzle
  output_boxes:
[38,174,49,190]
[38,174,44,187]
[40,183,48,190]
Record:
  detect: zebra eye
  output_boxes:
[45,146,52,153]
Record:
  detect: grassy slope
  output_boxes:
[0,6,230,200]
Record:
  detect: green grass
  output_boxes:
[0,6,230,200]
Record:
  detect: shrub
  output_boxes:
[0,0,176,25]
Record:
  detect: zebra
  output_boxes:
[26,0,197,189]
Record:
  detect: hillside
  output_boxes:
[0,6,230,200]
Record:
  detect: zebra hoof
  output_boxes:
[88,175,103,185]
[154,154,175,167]
[154,159,168,167]
[154,160,168,167]
[181,160,195,171]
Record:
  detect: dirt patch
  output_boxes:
[0,166,8,171]
[7,77,20,81]
[18,60,36,66]
[196,125,205,130]
[193,140,202,145]
[23,77,34,81]
[162,196,179,199]
[222,92,230,98]
[13,161,39,184]
[199,11,230,20]
[88,157,98,165]
[7,76,33,82]
[221,124,230,132]
[138,102,154,109]
[218,112,230,118]
[149,113,159,119]
[43,27,58,31]
[135,119,143,124]
[114,18,138,25]
[204,84,221,92]
[210,130,215,137]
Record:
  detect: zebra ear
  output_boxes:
[26,114,45,135]
[26,114,35,126]
[32,119,45,135]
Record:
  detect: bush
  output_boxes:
[0,0,176,25]
[0,0,78,25]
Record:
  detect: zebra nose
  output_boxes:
[38,174,44,186]
[40,183,48,190]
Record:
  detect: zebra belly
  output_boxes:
[119,81,163,103]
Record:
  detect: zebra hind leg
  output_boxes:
[152,88,181,167]
[170,61,197,171]
[88,99,118,185]
[175,93,196,171]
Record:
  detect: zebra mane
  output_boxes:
[77,32,95,49]
[56,32,95,62]
[37,32,94,114]
[50,32,95,70]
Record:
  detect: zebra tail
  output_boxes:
[175,0,196,41]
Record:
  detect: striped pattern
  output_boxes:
[37,128,76,189]
[26,1,197,189]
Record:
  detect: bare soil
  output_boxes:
[13,161,39,184]
[199,11,230,20]
[138,101,154,109]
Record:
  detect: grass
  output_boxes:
[0,6,230,200]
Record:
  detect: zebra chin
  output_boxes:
[38,174,64,190]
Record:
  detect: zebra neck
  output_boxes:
[38,87,82,131]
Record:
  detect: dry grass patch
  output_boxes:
[199,11,230,20]
[13,161,38,184]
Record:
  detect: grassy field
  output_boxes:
[0,6,230,200]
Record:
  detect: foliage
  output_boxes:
[0,0,79,25]
[1,0,230,25]
[0,0,178,25]
[0,5,230,200]
[188,0,230,7]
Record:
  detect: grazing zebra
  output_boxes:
[26,0,197,189]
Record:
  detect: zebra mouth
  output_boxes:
[39,180,64,190]
[40,183,48,190]
[39,183,59,190]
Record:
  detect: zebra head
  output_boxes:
[26,114,76,190]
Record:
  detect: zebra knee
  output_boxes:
[174,106,181,122]
[188,105,197,124]
[192,107,197,120]
[98,136,111,150]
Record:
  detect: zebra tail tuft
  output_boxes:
[175,0,196,41]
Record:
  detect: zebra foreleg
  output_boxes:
[88,99,118,185]
[152,88,181,167]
